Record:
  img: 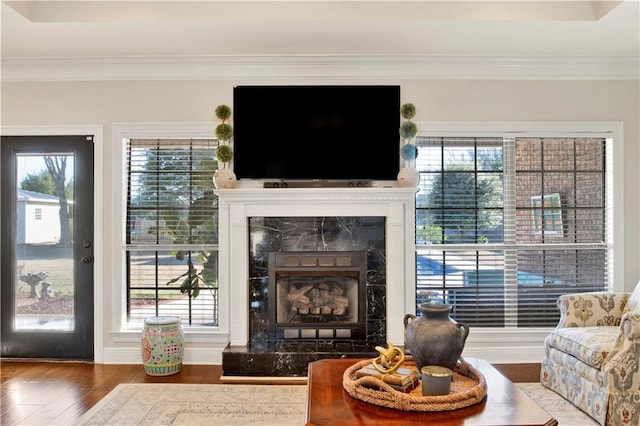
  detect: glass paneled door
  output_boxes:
[1,135,94,359]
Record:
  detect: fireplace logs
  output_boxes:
[269,251,368,340]
[286,280,350,319]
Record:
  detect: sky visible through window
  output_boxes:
[17,155,74,186]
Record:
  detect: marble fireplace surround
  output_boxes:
[215,186,417,374]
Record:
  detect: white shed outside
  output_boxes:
[17,189,62,244]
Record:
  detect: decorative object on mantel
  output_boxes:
[404,303,470,373]
[397,103,420,187]
[213,104,237,189]
[343,356,487,411]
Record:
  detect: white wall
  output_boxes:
[2,77,639,365]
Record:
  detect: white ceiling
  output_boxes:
[2,1,639,81]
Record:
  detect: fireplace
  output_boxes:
[215,186,417,377]
[269,251,367,341]
[247,216,387,346]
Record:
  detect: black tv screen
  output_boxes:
[232,85,400,182]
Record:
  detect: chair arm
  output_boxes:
[556,292,627,328]
[621,311,640,339]
[601,311,640,392]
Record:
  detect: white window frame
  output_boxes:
[417,121,623,293]
[112,123,230,350]
[413,121,623,361]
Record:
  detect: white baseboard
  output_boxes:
[102,346,222,365]
[101,341,546,365]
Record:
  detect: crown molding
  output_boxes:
[2,54,638,82]
[5,1,623,23]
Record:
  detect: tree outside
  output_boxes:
[418,146,503,244]
[129,145,218,299]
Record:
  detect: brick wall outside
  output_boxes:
[515,138,606,285]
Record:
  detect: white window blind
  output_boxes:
[415,136,608,327]
[125,138,219,327]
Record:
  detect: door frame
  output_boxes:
[0,125,104,362]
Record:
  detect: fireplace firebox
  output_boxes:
[269,251,367,340]
[247,216,387,346]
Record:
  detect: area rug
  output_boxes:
[74,384,307,426]
[75,382,598,426]
[516,383,599,426]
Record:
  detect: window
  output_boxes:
[415,135,609,327]
[34,208,42,220]
[125,138,219,327]
[531,193,563,235]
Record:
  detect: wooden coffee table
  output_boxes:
[306,357,557,426]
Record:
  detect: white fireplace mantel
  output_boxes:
[215,186,417,347]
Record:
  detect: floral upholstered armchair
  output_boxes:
[540,283,640,425]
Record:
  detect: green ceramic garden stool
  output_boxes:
[141,316,184,376]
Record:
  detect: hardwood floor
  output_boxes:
[0,360,541,425]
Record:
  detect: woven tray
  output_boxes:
[342,357,487,412]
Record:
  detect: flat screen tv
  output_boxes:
[232,85,401,182]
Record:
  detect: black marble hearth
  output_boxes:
[222,216,387,377]
[222,340,378,377]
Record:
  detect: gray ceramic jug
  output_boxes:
[404,303,470,373]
